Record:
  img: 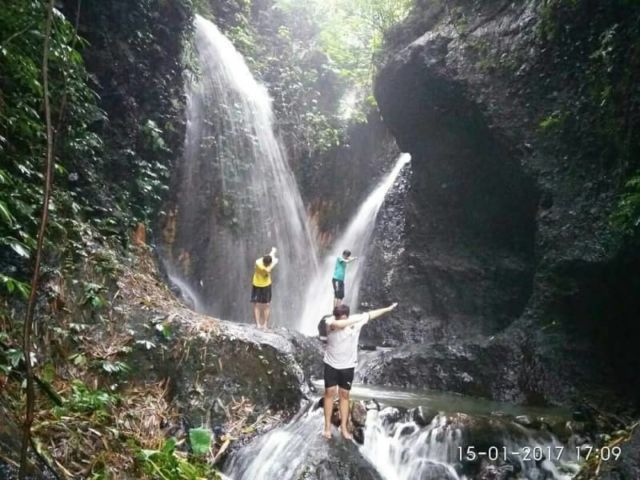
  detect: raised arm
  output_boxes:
[267,247,279,270]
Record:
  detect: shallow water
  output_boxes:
[314,381,571,420]
[226,383,580,480]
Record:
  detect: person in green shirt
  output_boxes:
[332,249,357,307]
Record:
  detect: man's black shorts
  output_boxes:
[251,285,272,304]
[332,278,344,300]
[324,362,354,390]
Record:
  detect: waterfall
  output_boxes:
[299,153,411,333]
[166,270,204,312]
[164,15,317,326]
[224,409,326,480]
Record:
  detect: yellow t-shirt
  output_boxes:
[252,258,271,287]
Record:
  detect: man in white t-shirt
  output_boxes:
[323,302,398,439]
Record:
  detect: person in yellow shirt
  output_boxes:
[251,246,278,329]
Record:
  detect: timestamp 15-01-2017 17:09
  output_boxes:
[458,445,622,462]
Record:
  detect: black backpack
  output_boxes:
[317,314,332,341]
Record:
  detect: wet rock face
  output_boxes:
[363,7,538,346]
[357,341,524,402]
[301,114,400,245]
[369,0,640,406]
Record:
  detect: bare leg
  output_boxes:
[323,386,337,438]
[258,303,264,329]
[253,303,260,328]
[339,388,352,440]
[263,303,271,328]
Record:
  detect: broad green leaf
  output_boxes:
[15,281,30,299]
[7,349,23,367]
[0,201,14,225]
[9,241,30,258]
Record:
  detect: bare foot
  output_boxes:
[340,429,353,440]
[322,429,332,439]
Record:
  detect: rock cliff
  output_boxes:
[365,0,640,408]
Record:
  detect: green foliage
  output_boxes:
[210,0,412,154]
[539,110,567,132]
[0,344,24,377]
[137,438,219,480]
[49,0,192,231]
[323,0,412,80]
[612,173,640,236]
[0,274,30,299]
[63,380,119,415]
[81,281,107,310]
[276,0,412,112]
[0,0,103,288]
[535,0,640,233]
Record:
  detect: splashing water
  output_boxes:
[166,270,204,312]
[224,401,580,480]
[360,410,580,480]
[224,409,327,480]
[225,407,578,480]
[298,153,411,332]
[164,16,317,325]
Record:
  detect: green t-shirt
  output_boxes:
[333,256,347,281]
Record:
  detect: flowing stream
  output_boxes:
[299,153,411,333]
[224,386,580,480]
[164,15,317,326]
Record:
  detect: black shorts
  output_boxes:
[332,279,344,300]
[324,362,354,391]
[251,285,271,304]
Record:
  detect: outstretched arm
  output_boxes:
[346,256,357,263]
[329,303,397,330]
[328,316,365,330]
[367,302,398,321]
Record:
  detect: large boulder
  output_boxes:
[357,339,525,402]
[126,312,322,426]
